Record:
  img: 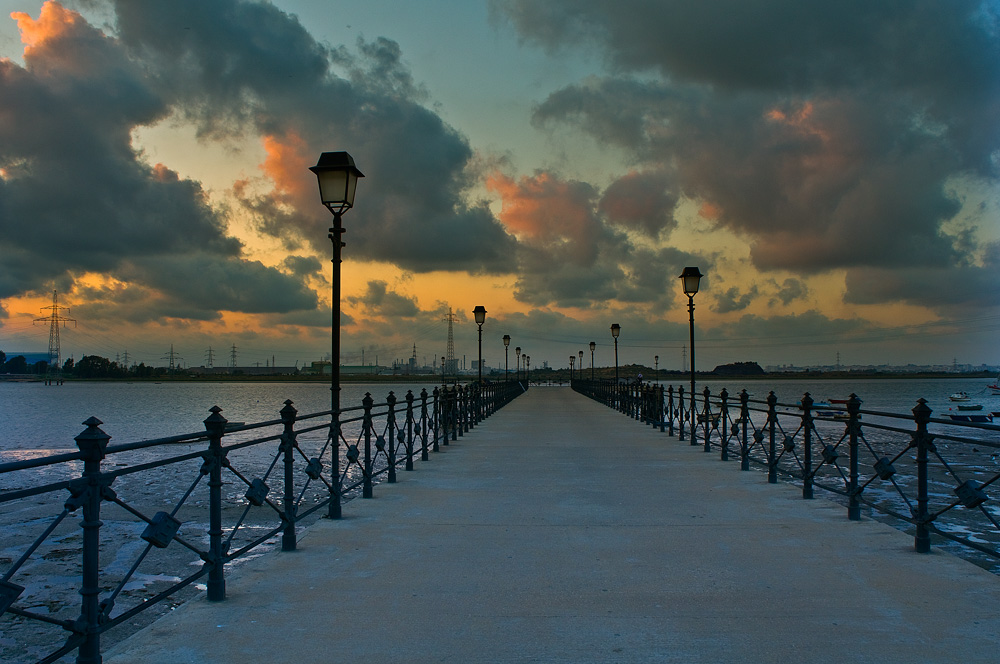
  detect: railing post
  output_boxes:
[848,394,862,520]
[740,389,750,471]
[280,400,298,551]
[362,393,374,498]
[703,386,712,453]
[678,385,686,441]
[767,392,778,483]
[73,416,112,664]
[667,385,674,436]
[433,387,442,450]
[420,388,430,460]
[204,405,228,601]
[405,390,415,471]
[387,391,398,483]
[800,393,813,499]
[913,398,932,552]
[719,388,729,461]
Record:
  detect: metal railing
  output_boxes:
[573,377,1000,566]
[1,380,524,663]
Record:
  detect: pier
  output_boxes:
[100,387,1000,663]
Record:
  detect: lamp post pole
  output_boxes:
[310,152,363,520]
[655,355,659,385]
[503,334,510,382]
[578,350,584,380]
[515,347,521,383]
[441,355,446,386]
[590,341,595,380]
[570,355,575,383]
[525,355,530,385]
[611,324,620,384]
[679,267,704,441]
[474,306,487,385]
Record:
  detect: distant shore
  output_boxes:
[1,370,995,383]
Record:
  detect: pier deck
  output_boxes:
[106,387,1000,663]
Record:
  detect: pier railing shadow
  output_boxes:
[573,377,1000,569]
[0,380,525,663]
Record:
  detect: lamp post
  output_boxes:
[310,151,364,519]
[515,346,521,383]
[589,341,596,380]
[578,350,584,379]
[441,355,446,386]
[473,306,487,385]
[525,355,530,385]
[680,267,704,440]
[570,355,575,383]
[503,334,510,381]
[610,324,620,384]
[654,355,659,384]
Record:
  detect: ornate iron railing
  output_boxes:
[573,378,1000,566]
[0,380,524,663]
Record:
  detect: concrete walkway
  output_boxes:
[106,387,1000,663]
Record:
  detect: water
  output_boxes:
[0,380,444,454]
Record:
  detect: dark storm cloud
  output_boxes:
[497,0,1000,310]
[110,0,517,274]
[0,2,318,317]
[598,170,679,238]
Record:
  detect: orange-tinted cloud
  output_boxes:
[260,132,314,207]
[486,171,600,247]
[11,1,81,56]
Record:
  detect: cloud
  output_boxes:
[108,0,518,274]
[769,278,809,306]
[598,170,679,238]
[347,280,420,318]
[498,0,1000,311]
[0,2,318,321]
[713,285,759,314]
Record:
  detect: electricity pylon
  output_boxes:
[34,289,75,373]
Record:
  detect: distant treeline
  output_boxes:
[0,351,165,378]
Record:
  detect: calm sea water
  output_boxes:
[1,377,996,454]
[0,380,446,454]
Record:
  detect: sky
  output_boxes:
[0,0,998,373]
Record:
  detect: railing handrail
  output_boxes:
[0,379,527,663]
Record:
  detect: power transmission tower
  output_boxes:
[205,346,215,368]
[443,307,458,377]
[230,344,238,368]
[34,289,75,372]
[162,344,183,372]
[122,349,130,367]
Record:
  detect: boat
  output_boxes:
[988,373,1000,395]
[949,413,994,423]
[949,391,971,401]
[956,404,984,411]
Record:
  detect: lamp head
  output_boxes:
[679,266,704,296]
[503,334,510,347]
[610,323,621,339]
[473,305,487,326]
[590,341,596,352]
[310,152,364,215]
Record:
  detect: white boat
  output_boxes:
[949,391,971,401]
[988,373,1000,395]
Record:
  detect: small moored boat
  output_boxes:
[949,391,971,401]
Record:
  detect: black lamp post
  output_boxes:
[515,346,521,383]
[569,355,575,383]
[503,334,510,381]
[680,267,704,440]
[654,355,659,384]
[441,355,446,386]
[310,151,364,518]
[525,355,530,385]
[578,350,583,377]
[473,306,486,385]
[589,341,596,380]
[611,323,620,384]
